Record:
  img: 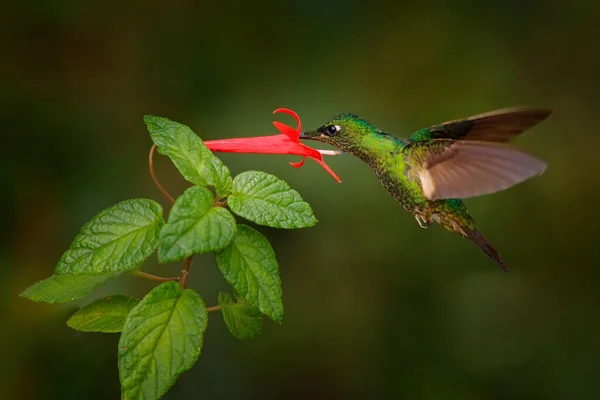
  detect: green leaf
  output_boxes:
[144,115,232,197]
[228,171,317,229]
[158,186,236,263]
[218,292,262,340]
[119,282,207,400]
[20,273,120,303]
[216,225,283,322]
[67,295,139,333]
[55,199,164,276]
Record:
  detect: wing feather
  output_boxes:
[414,141,547,200]
[409,107,551,142]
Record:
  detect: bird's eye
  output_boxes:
[326,125,341,136]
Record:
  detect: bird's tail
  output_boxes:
[459,225,509,273]
[437,209,509,273]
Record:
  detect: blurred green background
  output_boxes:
[3,1,599,399]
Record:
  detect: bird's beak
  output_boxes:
[299,132,312,140]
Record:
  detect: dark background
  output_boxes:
[3,1,599,399]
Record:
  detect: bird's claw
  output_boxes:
[415,215,429,229]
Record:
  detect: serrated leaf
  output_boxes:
[20,273,120,303]
[158,186,236,263]
[119,282,207,400]
[144,115,232,197]
[67,295,139,333]
[55,199,164,276]
[228,171,317,229]
[218,292,262,340]
[216,225,283,321]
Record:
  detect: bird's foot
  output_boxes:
[415,215,429,229]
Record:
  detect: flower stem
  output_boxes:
[133,270,179,283]
[149,144,175,204]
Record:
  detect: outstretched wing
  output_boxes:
[409,107,552,143]
[406,140,547,201]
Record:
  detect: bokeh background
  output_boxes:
[3,1,600,399]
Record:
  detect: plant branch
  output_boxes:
[148,145,195,290]
[213,196,227,207]
[149,144,175,204]
[133,270,179,283]
[206,305,221,312]
[179,256,193,289]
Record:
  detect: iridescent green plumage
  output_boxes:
[301,107,551,272]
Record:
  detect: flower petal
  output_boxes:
[272,121,299,140]
[273,108,301,133]
[314,158,341,183]
[298,145,342,183]
[289,158,306,168]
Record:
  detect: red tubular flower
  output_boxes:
[204,108,341,183]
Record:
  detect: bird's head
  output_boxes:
[300,113,377,152]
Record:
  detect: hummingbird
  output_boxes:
[300,107,551,272]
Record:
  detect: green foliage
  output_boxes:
[55,199,164,275]
[218,292,262,340]
[20,273,121,303]
[119,282,207,400]
[228,171,317,228]
[145,115,232,197]
[216,225,283,322]
[67,295,139,333]
[158,186,236,263]
[21,115,318,400]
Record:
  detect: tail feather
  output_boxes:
[427,201,509,272]
[460,226,509,273]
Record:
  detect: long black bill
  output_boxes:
[299,132,312,139]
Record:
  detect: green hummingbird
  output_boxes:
[300,107,551,272]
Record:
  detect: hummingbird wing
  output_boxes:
[405,139,546,201]
[408,107,551,143]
